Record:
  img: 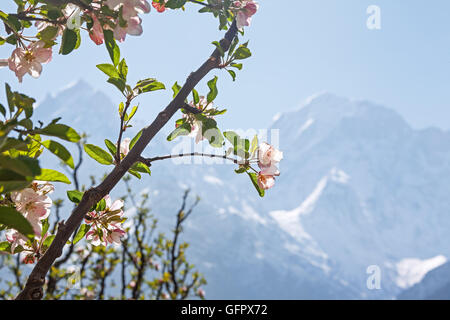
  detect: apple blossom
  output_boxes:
[118,137,131,158]
[85,195,126,246]
[254,143,282,190]
[8,41,52,83]
[232,0,259,29]
[183,96,215,144]
[197,288,205,298]
[258,142,283,167]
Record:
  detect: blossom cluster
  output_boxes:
[5,181,54,262]
[179,96,215,144]
[90,0,151,44]
[256,142,283,190]
[231,0,259,29]
[84,195,126,246]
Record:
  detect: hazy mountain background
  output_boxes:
[31,80,450,299]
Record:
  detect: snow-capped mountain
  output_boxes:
[33,81,450,299]
[398,261,450,299]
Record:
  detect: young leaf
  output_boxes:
[0,206,34,239]
[67,190,84,203]
[104,29,120,66]
[73,224,91,245]
[84,144,114,165]
[104,139,117,156]
[40,124,81,142]
[207,76,218,103]
[60,28,80,55]
[167,122,191,141]
[96,63,120,79]
[35,169,71,184]
[41,140,75,169]
[247,172,265,197]
[130,130,142,150]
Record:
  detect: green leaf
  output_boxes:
[212,41,225,57]
[35,169,71,184]
[250,134,259,156]
[42,235,55,248]
[41,140,75,169]
[172,82,181,98]
[96,198,106,211]
[131,162,151,175]
[40,124,81,142]
[0,155,40,177]
[104,29,120,66]
[60,28,80,55]
[134,79,165,94]
[247,172,265,197]
[207,76,218,103]
[230,63,243,70]
[128,169,141,179]
[164,0,187,9]
[0,206,34,239]
[0,169,30,193]
[5,83,14,113]
[192,89,199,105]
[118,58,128,80]
[0,241,10,252]
[234,45,252,60]
[41,218,50,238]
[129,130,142,150]
[38,26,59,41]
[227,69,236,81]
[73,224,91,245]
[104,139,117,156]
[0,138,28,153]
[96,63,119,79]
[67,190,84,203]
[107,77,126,93]
[84,144,114,165]
[167,122,191,141]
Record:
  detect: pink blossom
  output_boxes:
[152,1,166,13]
[184,96,214,144]
[85,195,126,246]
[89,14,104,45]
[8,41,52,82]
[10,181,54,236]
[257,142,283,167]
[113,16,143,42]
[255,143,282,190]
[197,288,205,298]
[119,138,131,158]
[257,174,275,190]
[233,0,259,29]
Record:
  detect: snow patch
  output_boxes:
[227,202,267,225]
[395,255,447,289]
[330,168,350,184]
[298,118,315,136]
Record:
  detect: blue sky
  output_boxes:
[1,0,449,131]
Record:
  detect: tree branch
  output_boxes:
[139,152,240,165]
[15,20,238,300]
